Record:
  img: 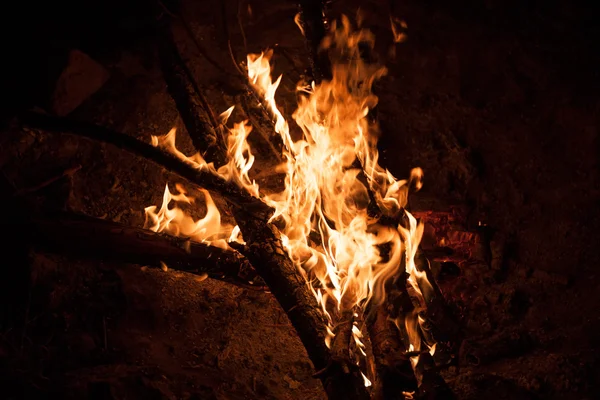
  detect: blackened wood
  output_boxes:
[298,0,332,83]
[230,215,369,400]
[29,211,263,287]
[415,352,456,400]
[159,24,368,393]
[239,90,285,160]
[414,252,462,366]
[320,309,370,399]
[20,112,273,221]
[158,24,228,168]
[329,310,354,372]
[366,305,418,399]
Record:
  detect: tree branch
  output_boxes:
[29,210,264,289]
[158,22,229,168]
[19,111,273,221]
[230,216,369,400]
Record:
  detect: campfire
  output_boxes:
[17,3,473,399]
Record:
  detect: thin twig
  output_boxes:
[237,0,248,54]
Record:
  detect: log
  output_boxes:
[238,88,285,161]
[366,304,418,400]
[415,252,462,367]
[414,352,456,400]
[29,210,263,288]
[230,209,370,400]
[155,16,369,396]
[157,22,229,168]
[321,308,370,398]
[19,111,273,222]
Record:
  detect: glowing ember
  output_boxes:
[145,14,434,384]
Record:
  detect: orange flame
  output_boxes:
[144,14,433,384]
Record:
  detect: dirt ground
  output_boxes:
[1,0,598,399]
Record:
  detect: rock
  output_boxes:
[51,50,109,116]
[283,374,301,389]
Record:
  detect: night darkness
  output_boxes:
[1,1,599,399]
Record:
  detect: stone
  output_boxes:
[51,49,109,116]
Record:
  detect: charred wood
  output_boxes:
[238,89,285,161]
[317,308,370,399]
[329,309,355,373]
[157,22,229,168]
[415,252,462,366]
[229,214,369,400]
[20,112,273,221]
[29,210,263,288]
[366,304,418,399]
[414,352,456,400]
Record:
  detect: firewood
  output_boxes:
[29,210,263,288]
[366,304,418,400]
[414,352,456,400]
[414,252,462,366]
[19,111,273,222]
[156,22,369,397]
[157,23,228,168]
[229,217,369,400]
[316,308,370,400]
[238,89,285,161]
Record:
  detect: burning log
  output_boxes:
[19,111,272,222]
[414,252,462,366]
[230,215,370,400]
[414,352,456,400]
[366,304,418,399]
[237,89,285,160]
[157,22,228,168]
[28,210,263,288]
[157,22,369,397]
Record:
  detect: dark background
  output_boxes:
[1,0,599,399]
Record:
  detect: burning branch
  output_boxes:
[157,22,228,168]
[29,210,264,289]
[366,302,418,399]
[156,19,370,397]
[230,216,370,399]
[20,111,272,222]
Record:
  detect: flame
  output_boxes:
[361,371,372,387]
[144,183,234,250]
[216,106,260,197]
[390,17,408,43]
[294,13,305,36]
[144,14,434,381]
